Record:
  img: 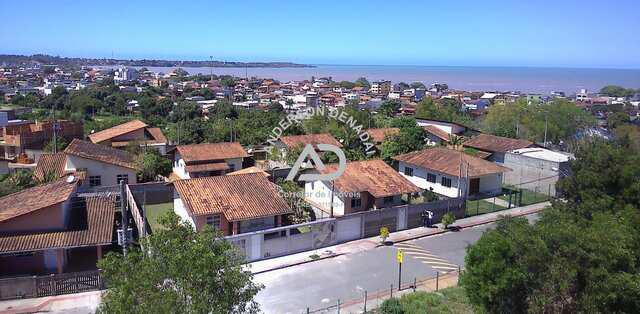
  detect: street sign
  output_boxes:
[396,249,403,264]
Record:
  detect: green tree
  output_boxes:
[380,117,424,163]
[378,100,401,117]
[354,77,370,88]
[137,150,172,182]
[600,85,636,98]
[43,136,68,153]
[97,212,262,313]
[607,111,630,129]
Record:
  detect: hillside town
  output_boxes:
[1,58,640,312]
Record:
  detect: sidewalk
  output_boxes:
[249,201,549,274]
[0,290,101,314]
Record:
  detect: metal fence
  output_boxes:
[304,270,461,314]
[0,270,104,301]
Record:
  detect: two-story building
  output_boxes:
[172,173,292,235]
[172,142,249,179]
[393,147,510,198]
[63,139,139,187]
[304,159,421,218]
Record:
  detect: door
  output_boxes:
[469,178,480,195]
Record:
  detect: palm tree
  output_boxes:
[448,134,464,150]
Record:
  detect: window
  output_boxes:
[404,167,413,176]
[351,197,362,208]
[441,177,452,188]
[116,174,128,185]
[384,196,394,204]
[205,215,221,229]
[89,176,101,187]
[228,163,236,172]
[427,173,437,183]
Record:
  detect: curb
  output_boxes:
[252,252,345,275]
[254,205,547,274]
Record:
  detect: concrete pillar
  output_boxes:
[97,245,103,260]
[56,249,64,274]
[232,222,239,235]
[276,215,283,227]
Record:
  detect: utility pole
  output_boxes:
[51,104,57,153]
[209,55,214,82]
[543,113,548,148]
[119,181,129,256]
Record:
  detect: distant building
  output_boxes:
[88,120,168,155]
[370,81,391,96]
[0,120,83,162]
[172,142,249,179]
[113,66,139,82]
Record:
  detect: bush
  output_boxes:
[441,212,456,229]
[379,297,404,314]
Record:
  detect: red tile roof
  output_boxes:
[33,153,66,181]
[173,173,291,221]
[393,147,510,178]
[279,133,342,149]
[367,128,400,144]
[423,125,451,141]
[88,119,148,144]
[463,134,534,153]
[176,142,249,163]
[64,139,138,170]
[0,195,116,253]
[185,162,230,173]
[321,160,421,198]
[0,177,78,223]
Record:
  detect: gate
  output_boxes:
[36,270,104,297]
[362,209,398,238]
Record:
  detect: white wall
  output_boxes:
[399,161,502,198]
[399,162,462,198]
[173,196,196,230]
[304,180,345,216]
[172,152,244,179]
[65,155,137,186]
[416,120,465,135]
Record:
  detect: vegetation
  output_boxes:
[415,97,473,127]
[380,226,390,243]
[599,85,637,98]
[380,117,425,163]
[98,212,262,313]
[377,286,476,314]
[460,138,640,313]
[136,150,172,182]
[481,98,595,143]
[441,212,456,229]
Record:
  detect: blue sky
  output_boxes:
[1,0,639,68]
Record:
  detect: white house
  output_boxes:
[304,159,421,218]
[63,139,139,187]
[393,147,510,198]
[415,118,469,136]
[172,142,249,179]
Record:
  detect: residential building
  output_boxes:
[502,147,573,196]
[304,159,421,218]
[173,173,292,235]
[370,80,391,96]
[367,128,399,146]
[415,118,470,136]
[463,133,535,163]
[88,119,168,155]
[172,142,249,179]
[276,133,342,151]
[0,120,83,162]
[394,147,510,198]
[0,177,116,276]
[64,139,139,187]
[422,125,452,146]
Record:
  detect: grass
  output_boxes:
[465,199,506,217]
[144,202,173,232]
[498,188,550,207]
[374,286,479,314]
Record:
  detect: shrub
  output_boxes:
[441,212,456,229]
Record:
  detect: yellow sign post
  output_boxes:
[397,249,403,290]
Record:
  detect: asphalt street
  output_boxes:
[254,213,539,314]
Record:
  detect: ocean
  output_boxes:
[107,65,640,95]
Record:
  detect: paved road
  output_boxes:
[254,214,538,314]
